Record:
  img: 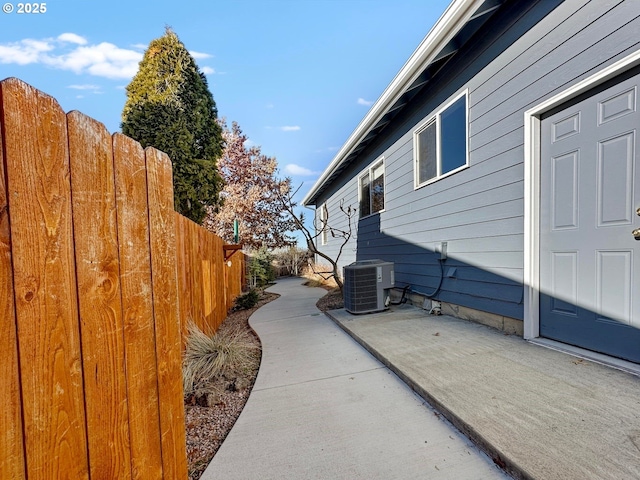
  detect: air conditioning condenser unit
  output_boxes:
[343,260,394,314]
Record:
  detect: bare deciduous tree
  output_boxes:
[277,185,355,291]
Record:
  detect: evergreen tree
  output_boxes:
[121,27,223,223]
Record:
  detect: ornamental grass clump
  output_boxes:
[183,321,260,405]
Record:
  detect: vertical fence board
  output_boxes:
[0,88,26,480]
[1,78,89,479]
[192,220,203,329]
[188,219,199,328]
[68,111,132,480]
[113,133,164,480]
[211,235,221,330]
[146,147,188,480]
[217,236,227,321]
[203,231,214,332]
[174,214,190,343]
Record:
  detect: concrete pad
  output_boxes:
[328,304,640,480]
[202,278,508,480]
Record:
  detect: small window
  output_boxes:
[320,204,328,245]
[415,91,468,187]
[359,159,384,217]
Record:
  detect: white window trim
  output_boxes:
[413,89,469,189]
[523,50,640,341]
[320,203,328,245]
[358,157,385,219]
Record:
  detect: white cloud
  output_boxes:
[0,34,143,80]
[284,163,319,176]
[280,125,301,132]
[0,39,52,65]
[266,103,274,109]
[52,42,142,79]
[190,50,213,59]
[68,84,101,91]
[201,66,215,75]
[58,33,87,45]
[357,97,373,106]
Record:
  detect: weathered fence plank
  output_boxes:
[191,219,203,327]
[113,133,164,480]
[214,234,225,324]
[68,111,132,479]
[1,78,90,479]
[175,214,191,342]
[0,86,26,480]
[202,230,214,331]
[146,147,188,480]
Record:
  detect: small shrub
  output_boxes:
[248,247,276,288]
[234,289,260,310]
[182,322,260,403]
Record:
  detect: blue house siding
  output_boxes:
[312,0,639,323]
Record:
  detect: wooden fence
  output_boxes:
[175,213,246,338]
[0,77,244,479]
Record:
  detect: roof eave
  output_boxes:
[301,0,484,207]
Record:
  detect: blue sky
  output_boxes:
[0,0,451,202]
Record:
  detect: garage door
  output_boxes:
[540,71,640,363]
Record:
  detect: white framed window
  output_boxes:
[359,158,385,217]
[414,90,469,188]
[320,203,328,245]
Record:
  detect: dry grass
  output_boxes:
[183,321,260,404]
[301,262,339,290]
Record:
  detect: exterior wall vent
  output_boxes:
[343,260,395,314]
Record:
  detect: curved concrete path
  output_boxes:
[202,277,509,479]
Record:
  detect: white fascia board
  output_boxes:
[301,0,481,206]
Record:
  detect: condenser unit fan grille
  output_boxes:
[344,266,378,312]
[343,260,394,314]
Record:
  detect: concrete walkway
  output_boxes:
[327,304,640,480]
[202,278,508,479]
